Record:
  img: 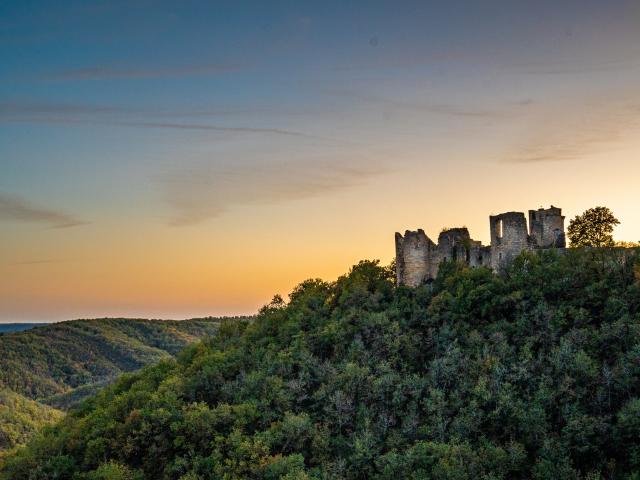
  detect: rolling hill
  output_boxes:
[0,317,236,455]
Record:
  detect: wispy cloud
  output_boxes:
[503,99,640,163]
[161,159,387,226]
[13,117,315,138]
[332,49,486,72]
[0,101,303,119]
[0,101,315,139]
[46,63,242,81]
[109,120,313,137]
[513,55,640,76]
[0,102,128,116]
[0,192,88,228]
[329,90,512,119]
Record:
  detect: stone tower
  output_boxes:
[529,206,565,248]
[436,228,471,264]
[489,212,532,271]
[395,230,433,287]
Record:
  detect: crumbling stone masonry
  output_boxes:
[396,206,565,286]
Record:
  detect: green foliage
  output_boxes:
[81,461,144,480]
[2,255,640,479]
[0,390,63,454]
[0,318,230,454]
[0,318,225,405]
[568,206,620,247]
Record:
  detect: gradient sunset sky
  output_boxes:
[2,0,640,322]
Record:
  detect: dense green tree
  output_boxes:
[82,461,144,480]
[0,390,63,454]
[567,206,620,247]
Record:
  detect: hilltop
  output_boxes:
[2,249,639,479]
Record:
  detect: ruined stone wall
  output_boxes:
[435,228,471,265]
[469,241,491,268]
[395,206,565,285]
[529,206,565,248]
[490,212,533,271]
[542,207,565,247]
[396,227,489,285]
[430,228,484,278]
[529,210,544,247]
[395,230,434,287]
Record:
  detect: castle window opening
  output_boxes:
[497,219,504,239]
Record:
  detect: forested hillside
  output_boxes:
[0,318,228,455]
[2,250,640,479]
[0,318,222,406]
[0,390,63,456]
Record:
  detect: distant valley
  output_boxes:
[0,324,46,334]
[0,317,243,455]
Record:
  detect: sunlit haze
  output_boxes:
[2,0,640,322]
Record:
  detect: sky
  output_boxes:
[1,0,640,322]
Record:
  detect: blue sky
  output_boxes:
[2,0,640,322]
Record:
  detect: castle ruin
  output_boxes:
[395,206,565,286]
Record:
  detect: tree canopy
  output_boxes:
[567,206,620,247]
[2,251,640,479]
[0,318,226,454]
